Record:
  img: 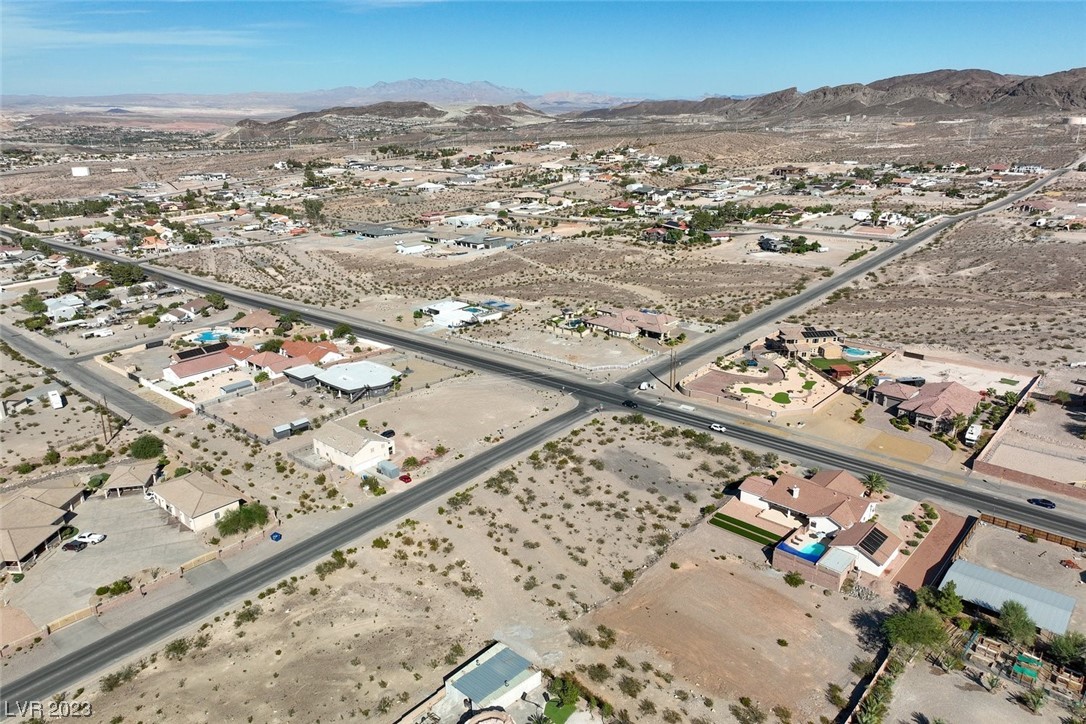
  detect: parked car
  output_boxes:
[1027,498,1056,509]
[380,430,396,438]
[73,532,107,544]
[399,474,412,483]
[709,423,727,433]
[622,400,638,408]
[62,540,88,552]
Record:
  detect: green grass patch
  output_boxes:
[544,700,577,724]
[998,378,1019,386]
[802,380,817,390]
[740,387,764,395]
[709,515,780,546]
[772,392,792,404]
[711,513,778,538]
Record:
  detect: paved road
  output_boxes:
[0,401,592,711]
[4,163,1079,709]
[1,326,175,426]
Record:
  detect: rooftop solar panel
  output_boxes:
[858,527,888,556]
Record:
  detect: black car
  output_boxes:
[622,400,638,408]
[380,430,395,438]
[1027,498,1056,509]
[62,540,88,552]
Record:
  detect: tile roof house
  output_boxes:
[829,521,902,576]
[244,351,297,377]
[768,324,841,359]
[585,307,679,341]
[149,471,242,531]
[281,340,343,366]
[894,381,981,432]
[162,351,237,386]
[231,309,280,334]
[313,421,395,474]
[739,469,874,537]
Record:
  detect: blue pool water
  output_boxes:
[194,330,226,343]
[843,347,876,358]
[776,540,827,563]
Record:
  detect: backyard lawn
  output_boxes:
[772,392,792,404]
[544,700,576,723]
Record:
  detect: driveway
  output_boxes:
[4,495,208,626]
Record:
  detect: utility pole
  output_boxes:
[99,397,111,444]
[669,347,677,390]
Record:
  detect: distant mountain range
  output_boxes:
[5,70,1084,139]
[1,78,632,117]
[576,68,1086,119]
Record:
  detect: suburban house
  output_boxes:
[1012,198,1056,214]
[149,471,243,532]
[162,351,237,386]
[312,421,395,474]
[160,298,212,324]
[736,469,902,587]
[584,307,679,341]
[739,469,875,537]
[243,351,296,378]
[870,380,981,432]
[75,274,110,291]
[45,294,85,321]
[280,340,343,366]
[766,324,842,359]
[231,309,281,335]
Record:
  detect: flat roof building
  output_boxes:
[445,643,541,711]
[315,361,400,402]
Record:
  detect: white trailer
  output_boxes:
[48,390,66,409]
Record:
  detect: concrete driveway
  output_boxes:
[4,495,208,626]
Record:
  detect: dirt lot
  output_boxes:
[810,214,1086,369]
[959,524,1086,632]
[589,523,883,722]
[887,658,1067,724]
[0,346,138,475]
[161,234,817,327]
[79,412,812,723]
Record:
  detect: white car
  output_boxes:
[74,532,107,545]
[709,423,727,433]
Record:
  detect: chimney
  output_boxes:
[790,486,799,499]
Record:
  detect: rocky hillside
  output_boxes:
[577,68,1086,120]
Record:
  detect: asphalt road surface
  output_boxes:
[4,164,1077,708]
[1,326,175,425]
[0,401,592,711]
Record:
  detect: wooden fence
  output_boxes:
[979,514,1086,550]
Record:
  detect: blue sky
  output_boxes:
[2,1,1083,98]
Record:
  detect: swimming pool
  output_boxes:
[776,540,827,563]
[843,347,876,359]
[193,330,226,343]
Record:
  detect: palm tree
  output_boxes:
[985,387,997,399]
[1002,391,1019,408]
[527,715,551,724]
[862,472,888,496]
[1020,400,1036,415]
[951,413,969,433]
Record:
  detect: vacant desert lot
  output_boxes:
[590,523,881,722]
[81,414,804,723]
[808,216,1086,368]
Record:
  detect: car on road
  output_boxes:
[622,400,638,408]
[73,532,107,544]
[709,423,727,433]
[1027,498,1056,509]
[399,474,412,483]
[62,540,87,552]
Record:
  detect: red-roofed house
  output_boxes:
[280,340,343,366]
[162,352,236,385]
[244,351,296,378]
[895,381,981,433]
[739,469,873,537]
